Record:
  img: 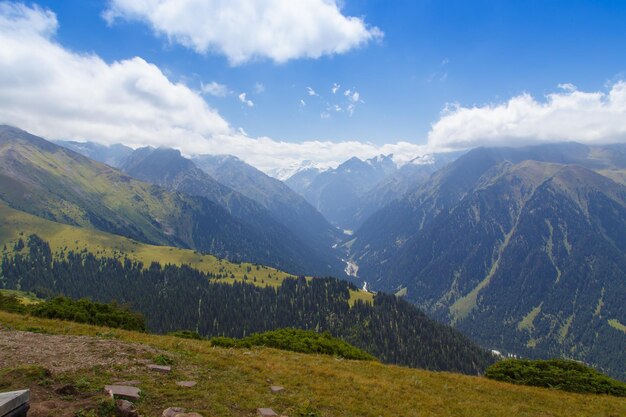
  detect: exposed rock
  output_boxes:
[148,364,172,373]
[116,399,138,417]
[0,390,30,416]
[270,385,284,393]
[104,385,141,400]
[162,407,185,417]
[257,408,278,416]
[162,407,203,417]
[176,381,197,388]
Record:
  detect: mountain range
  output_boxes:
[347,143,626,379]
[285,153,459,231]
[5,125,626,380]
[0,126,339,276]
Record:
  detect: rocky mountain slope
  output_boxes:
[349,143,626,379]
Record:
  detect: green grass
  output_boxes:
[1,311,625,417]
[0,289,42,306]
[608,319,626,333]
[0,201,374,304]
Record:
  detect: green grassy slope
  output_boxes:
[0,125,341,275]
[0,202,372,303]
[1,311,624,417]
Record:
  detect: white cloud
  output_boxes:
[234,136,433,174]
[0,3,432,175]
[344,89,360,103]
[299,99,306,107]
[332,83,341,94]
[201,81,230,97]
[238,93,254,107]
[254,83,265,94]
[307,87,318,97]
[104,0,383,65]
[320,112,331,120]
[0,2,231,147]
[427,82,626,150]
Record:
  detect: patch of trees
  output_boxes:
[0,234,495,375]
[211,328,375,361]
[486,359,626,396]
[0,292,145,331]
[29,296,146,331]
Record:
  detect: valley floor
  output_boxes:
[1,312,624,417]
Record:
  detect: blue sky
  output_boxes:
[1,1,626,172]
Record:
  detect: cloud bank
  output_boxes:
[104,0,383,65]
[3,3,626,177]
[0,2,422,174]
[428,82,626,150]
[0,2,230,147]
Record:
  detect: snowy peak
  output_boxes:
[268,159,333,181]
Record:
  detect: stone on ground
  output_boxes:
[176,381,197,388]
[270,385,284,393]
[148,364,172,373]
[257,408,278,416]
[116,399,138,417]
[104,385,141,400]
[163,407,186,417]
[162,407,203,417]
[0,390,30,416]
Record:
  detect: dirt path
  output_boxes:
[0,327,160,373]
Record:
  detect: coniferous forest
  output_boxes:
[0,235,495,375]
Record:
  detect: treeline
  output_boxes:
[0,292,145,331]
[211,328,375,361]
[0,235,495,375]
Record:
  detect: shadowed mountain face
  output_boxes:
[192,154,342,257]
[349,143,626,379]
[0,126,337,276]
[121,147,345,277]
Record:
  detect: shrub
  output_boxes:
[0,292,27,314]
[30,296,146,331]
[211,328,376,361]
[485,359,626,396]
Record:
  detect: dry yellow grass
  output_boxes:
[1,311,624,417]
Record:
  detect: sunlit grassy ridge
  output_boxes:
[1,311,624,417]
[0,202,373,304]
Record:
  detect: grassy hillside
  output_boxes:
[0,125,342,276]
[0,202,372,304]
[1,311,624,417]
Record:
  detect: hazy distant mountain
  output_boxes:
[348,143,626,379]
[352,153,462,229]
[120,147,345,277]
[54,140,133,168]
[268,159,331,182]
[192,154,342,258]
[290,154,398,230]
[0,126,336,276]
